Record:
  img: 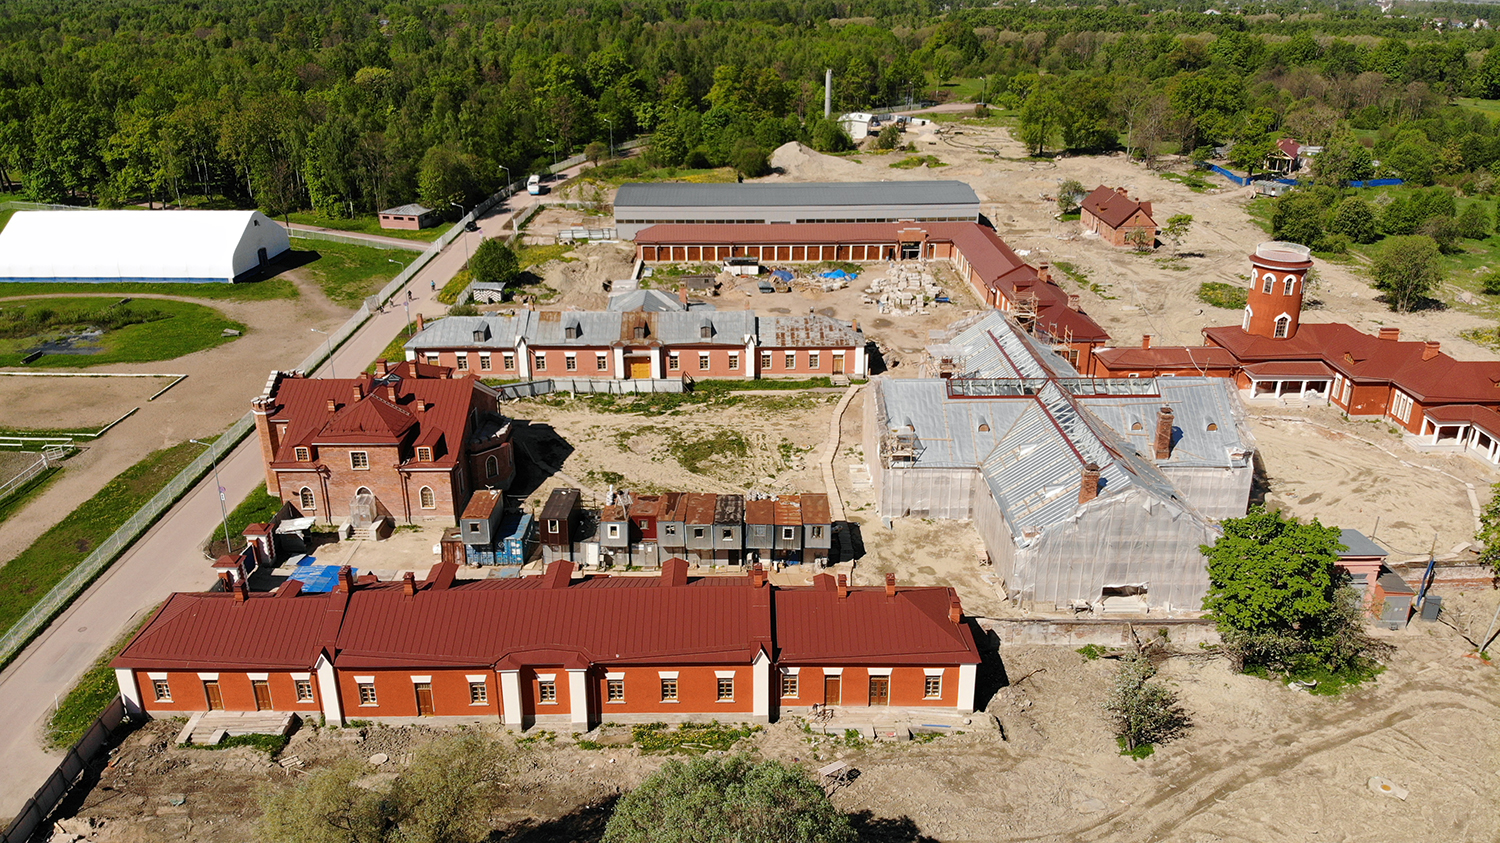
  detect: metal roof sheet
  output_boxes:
[111,592,337,670]
[745,499,775,524]
[774,580,979,665]
[715,495,745,524]
[1338,528,1388,559]
[616,180,979,209]
[540,487,581,520]
[684,493,718,525]
[800,493,831,524]
[760,315,864,348]
[382,203,433,216]
[462,489,503,520]
[655,310,754,345]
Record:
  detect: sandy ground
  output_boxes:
[54,586,1498,843]
[0,277,349,567]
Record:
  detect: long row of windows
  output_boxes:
[297,484,436,512]
[428,350,838,373]
[152,678,315,705]
[617,215,972,225]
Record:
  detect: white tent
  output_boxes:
[0,210,291,283]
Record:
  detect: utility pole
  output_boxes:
[824,69,832,118]
[191,438,233,556]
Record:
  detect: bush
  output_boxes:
[875,124,902,150]
[1482,270,1500,295]
[1316,232,1351,254]
[468,238,519,287]
[1418,215,1462,254]
[1271,193,1325,247]
[1328,196,1380,244]
[1197,282,1248,309]
[1457,202,1492,240]
[1106,653,1189,755]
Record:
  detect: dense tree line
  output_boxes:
[4,0,1500,217]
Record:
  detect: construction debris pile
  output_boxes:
[862,265,947,315]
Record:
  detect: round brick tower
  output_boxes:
[1244,241,1313,340]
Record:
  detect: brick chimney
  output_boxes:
[1141,334,1152,349]
[376,360,389,376]
[1079,462,1101,505]
[1037,262,1052,284]
[1378,327,1400,341]
[1067,293,1081,310]
[326,398,337,413]
[678,286,689,307]
[836,574,849,601]
[218,571,233,591]
[386,383,398,401]
[415,400,427,414]
[336,565,355,593]
[1422,341,1440,361]
[415,313,425,333]
[352,383,364,401]
[1155,406,1175,460]
[402,571,417,597]
[885,572,896,598]
[233,576,249,602]
[948,596,962,624]
[751,562,767,588]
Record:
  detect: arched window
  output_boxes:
[485,455,498,478]
[1130,421,1143,431]
[356,486,372,497]
[1283,274,1297,295]
[1261,272,1275,294]
[1242,306,1253,331]
[299,487,316,512]
[1274,315,1291,338]
[419,486,436,509]
[1206,422,1219,431]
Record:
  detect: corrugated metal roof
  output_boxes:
[111,592,337,670]
[608,289,687,312]
[745,499,775,525]
[655,310,754,345]
[462,489,503,520]
[1082,378,1255,470]
[540,488,580,520]
[715,494,745,524]
[404,314,532,350]
[760,315,864,348]
[1338,528,1387,559]
[773,498,802,526]
[684,493,718,526]
[774,579,979,665]
[800,494,831,524]
[616,180,979,209]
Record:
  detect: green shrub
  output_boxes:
[1197,282,1248,309]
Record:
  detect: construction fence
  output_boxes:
[494,378,686,400]
[1,696,131,843]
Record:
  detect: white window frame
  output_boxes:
[606,675,625,703]
[533,352,547,371]
[294,446,310,461]
[781,526,795,541]
[1391,390,1414,423]
[456,353,469,371]
[299,487,316,511]
[295,679,315,702]
[808,351,820,369]
[668,352,680,371]
[426,353,440,366]
[608,524,621,539]
[416,446,432,462]
[1274,314,1291,339]
[924,675,943,699]
[728,353,740,371]
[350,451,370,470]
[698,352,711,371]
[419,486,436,509]
[479,352,492,371]
[784,352,796,370]
[760,351,772,370]
[358,682,378,706]
[565,352,578,371]
[502,351,516,370]
[596,352,609,371]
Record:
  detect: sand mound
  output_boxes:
[768,142,867,181]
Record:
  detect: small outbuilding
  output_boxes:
[1080,186,1158,248]
[379,204,438,230]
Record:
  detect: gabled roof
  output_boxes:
[1092,345,1240,371]
[1274,138,1302,159]
[1081,186,1155,230]
[616,180,979,209]
[462,489,504,520]
[759,315,864,348]
[774,577,979,665]
[608,289,688,312]
[111,592,338,671]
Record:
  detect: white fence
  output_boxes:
[0,448,66,500]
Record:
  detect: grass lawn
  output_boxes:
[0,208,13,233]
[204,486,283,557]
[0,440,202,639]
[519,243,579,268]
[437,268,472,305]
[45,606,157,750]
[1455,97,1500,119]
[923,111,1016,129]
[368,322,421,371]
[0,297,245,367]
[0,465,62,526]
[296,240,403,308]
[933,76,990,103]
[0,276,296,302]
[283,210,452,243]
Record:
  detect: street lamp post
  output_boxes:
[500,164,512,191]
[191,438,233,557]
[544,137,558,168]
[602,117,614,160]
[450,201,471,265]
[310,327,334,378]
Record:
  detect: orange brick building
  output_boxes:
[251,360,515,526]
[1080,186,1158,248]
[112,559,981,729]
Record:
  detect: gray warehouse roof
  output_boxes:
[615,181,980,208]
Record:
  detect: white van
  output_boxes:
[526,174,542,195]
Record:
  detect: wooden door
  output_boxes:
[823,675,841,706]
[832,355,845,375]
[415,683,435,716]
[628,358,651,379]
[252,681,272,711]
[869,676,890,706]
[203,681,223,711]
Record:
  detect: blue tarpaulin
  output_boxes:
[819,269,858,280]
[287,565,352,593]
[771,269,794,282]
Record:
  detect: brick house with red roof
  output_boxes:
[112,559,981,728]
[251,360,515,526]
[1080,186,1158,248]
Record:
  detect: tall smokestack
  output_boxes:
[824,69,832,118]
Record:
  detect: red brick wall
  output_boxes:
[338,668,499,718]
[594,665,754,715]
[522,667,572,718]
[787,667,955,708]
[1343,383,1392,417]
[137,670,322,714]
[756,347,857,377]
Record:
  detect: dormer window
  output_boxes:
[473,329,487,343]
[565,324,581,340]
[700,325,712,339]
[633,326,647,339]
[416,446,432,462]
[294,446,310,461]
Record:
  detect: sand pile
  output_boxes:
[768,142,867,181]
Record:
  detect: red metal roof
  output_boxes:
[1205,323,1500,404]
[1241,360,1335,378]
[683,492,717,525]
[462,489,503,520]
[745,498,775,525]
[1093,346,1240,371]
[1424,403,1500,436]
[1082,186,1155,230]
[772,498,802,526]
[799,493,831,524]
[111,592,339,671]
[635,222,913,245]
[774,577,980,665]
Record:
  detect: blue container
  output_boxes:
[497,512,536,566]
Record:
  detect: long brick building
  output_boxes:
[112,559,981,728]
[251,360,515,526]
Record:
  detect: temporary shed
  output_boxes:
[0,210,290,283]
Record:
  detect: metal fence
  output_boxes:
[287,228,425,252]
[0,448,66,499]
[2,696,131,843]
[0,415,254,670]
[495,378,685,400]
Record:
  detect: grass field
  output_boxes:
[0,440,202,639]
[0,465,61,526]
[0,276,297,301]
[296,240,403,308]
[0,297,244,367]
[204,486,283,557]
[284,210,452,242]
[1455,97,1500,119]
[46,607,156,749]
[369,323,420,370]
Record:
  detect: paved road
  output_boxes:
[0,165,586,818]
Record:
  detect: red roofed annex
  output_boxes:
[112,560,981,728]
[1080,186,1158,248]
[251,359,515,525]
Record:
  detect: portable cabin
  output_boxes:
[772,496,804,564]
[683,493,718,566]
[799,493,832,566]
[745,499,776,565]
[714,494,745,567]
[496,512,536,567]
[658,493,688,561]
[459,490,506,547]
[628,494,668,568]
[539,487,582,563]
[598,504,630,567]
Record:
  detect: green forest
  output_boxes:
[5,0,1500,221]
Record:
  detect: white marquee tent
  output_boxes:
[0,210,291,283]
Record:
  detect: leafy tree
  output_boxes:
[809,119,854,154]
[1271,193,1326,247]
[602,755,856,843]
[1456,202,1492,240]
[1370,234,1442,313]
[1381,196,1421,235]
[875,124,901,151]
[1418,215,1461,254]
[1228,136,1275,179]
[1126,227,1154,252]
[1384,140,1437,185]
[417,145,478,211]
[257,734,510,843]
[1106,653,1190,754]
[1476,481,1500,575]
[1057,179,1086,215]
[469,239,520,287]
[584,141,610,167]
[731,142,771,178]
[1162,213,1193,253]
[1311,135,1374,185]
[1328,197,1380,244]
[1017,81,1061,156]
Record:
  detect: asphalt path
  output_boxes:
[0,164,587,818]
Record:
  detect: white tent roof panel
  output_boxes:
[0,210,290,283]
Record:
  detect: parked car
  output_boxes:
[464,220,480,232]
